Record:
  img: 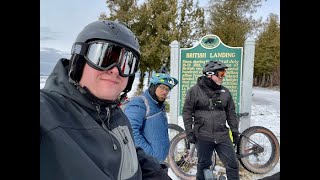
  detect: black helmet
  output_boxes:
[68,20,140,93]
[202,60,228,74]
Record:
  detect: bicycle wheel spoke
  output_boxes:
[238,126,280,174]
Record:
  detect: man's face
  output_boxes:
[155,84,170,102]
[211,75,223,85]
[210,69,226,85]
[79,63,128,101]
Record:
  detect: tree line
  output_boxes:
[99,0,280,90]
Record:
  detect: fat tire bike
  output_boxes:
[167,113,280,180]
[168,123,185,142]
[164,123,185,164]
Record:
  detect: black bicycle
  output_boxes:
[167,113,280,180]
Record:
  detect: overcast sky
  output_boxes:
[40,0,280,53]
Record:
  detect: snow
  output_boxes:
[40,75,280,180]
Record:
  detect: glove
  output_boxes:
[232,132,240,145]
[142,166,172,180]
[142,163,172,180]
[187,133,197,144]
[160,163,168,173]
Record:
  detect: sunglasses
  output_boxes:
[206,69,227,78]
[72,41,140,77]
[158,85,170,92]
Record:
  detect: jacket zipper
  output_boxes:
[95,105,117,150]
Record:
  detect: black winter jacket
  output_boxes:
[40,58,170,180]
[182,76,239,143]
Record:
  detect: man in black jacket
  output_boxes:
[40,20,171,180]
[183,60,240,180]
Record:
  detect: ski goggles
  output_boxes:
[72,41,140,77]
[206,69,227,78]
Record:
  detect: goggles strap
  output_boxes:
[72,42,89,56]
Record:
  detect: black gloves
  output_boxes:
[232,132,240,145]
[136,147,172,180]
[142,165,172,180]
[187,133,196,144]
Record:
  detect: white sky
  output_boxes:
[40,0,107,52]
[40,0,280,53]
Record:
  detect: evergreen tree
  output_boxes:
[170,0,207,48]
[254,13,280,87]
[99,0,138,25]
[206,0,264,47]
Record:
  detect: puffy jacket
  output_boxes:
[183,76,239,144]
[124,90,169,163]
[40,58,171,180]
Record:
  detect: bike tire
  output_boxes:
[164,124,185,164]
[237,126,280,174]
[168,123,184,142]
[168,132,216,180]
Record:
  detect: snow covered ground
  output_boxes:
[40,75,280,180]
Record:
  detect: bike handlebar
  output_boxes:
[237,112,249,117]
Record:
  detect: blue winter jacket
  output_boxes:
[124,90,169,163]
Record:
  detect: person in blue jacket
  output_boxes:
[124,71,178,163]
[40,20,171,180]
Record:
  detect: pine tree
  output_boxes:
[206,0,263,47]
[254,13,280,87]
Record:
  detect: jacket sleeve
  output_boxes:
[136,147,172,180]
[182,88,195,135]
[225,90,239,134]
[124,97,154,155]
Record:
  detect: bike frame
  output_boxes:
[236,133,264,159]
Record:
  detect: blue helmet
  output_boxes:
[149,73,178,89]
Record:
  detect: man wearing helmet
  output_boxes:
[183,60,240,180]
[124,70,178,163]
[40,20,171,180]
